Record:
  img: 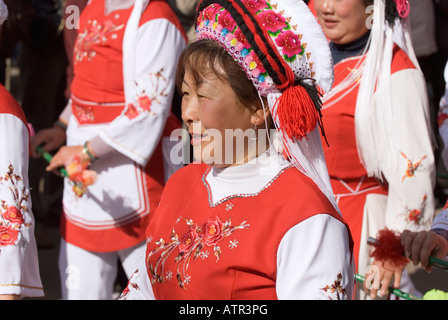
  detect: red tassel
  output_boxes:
[369,228,409,269]
[275,85,318,141]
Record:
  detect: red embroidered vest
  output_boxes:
[144,163,352,299]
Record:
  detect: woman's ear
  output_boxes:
[251,105,270,126]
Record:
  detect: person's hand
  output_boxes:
[401,229,448,272]
[30,126,66,158]
[363,259,403,299]
[46,145,86,173]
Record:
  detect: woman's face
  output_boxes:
[314,0,370,45]
[181,68,260,168]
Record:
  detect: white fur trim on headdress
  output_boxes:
[0,0,8,25]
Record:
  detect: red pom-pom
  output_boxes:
[275,85,318,141]
[369,228,409,269]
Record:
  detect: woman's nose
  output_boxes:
[181,96,198,125]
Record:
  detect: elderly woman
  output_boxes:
[313,0,436,298]
[120,0,354,300]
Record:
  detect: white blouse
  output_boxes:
[0,113,43,297]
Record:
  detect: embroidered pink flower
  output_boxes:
[3,206,24,225]
[234,28,251,49]
[275,30,303,58]
[138,95,152,111]
[203,3,223,22]
[218,10,237,32]
[125,103,139,120]
[242,0,269,14]
[202,216,225,247]
[178,227,199,253]
[258,10,287,33]
[0,225,19,246]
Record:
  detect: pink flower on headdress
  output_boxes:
[275,30,303,58]
[258,10,287,33]
[394,0,410,18]
[242,0,269,14]
[203,3,223,23]
[234,28,251,49]
[218,10,237,33]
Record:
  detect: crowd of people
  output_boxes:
[0,0,447,300]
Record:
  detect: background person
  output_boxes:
[31,0,186,299]
[313,0,436,299]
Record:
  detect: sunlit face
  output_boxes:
[181,68,259,168]
[314,0,370,45]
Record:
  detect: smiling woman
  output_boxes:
[119,0,355,301]
[178,39,271,167]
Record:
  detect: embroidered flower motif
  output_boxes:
[124,69,167,120]
[258,10,287,34]
[202,216,225,247]
[320,272,347,300]
[402,194,427,224]
[275,30,303,60]
[147,216,249,289]
[125,103,139,120]
[242,0,269,14]
[0,225,19,246]
[179,227,199,253]
[0,164,32,251]
[3,206,24,225]
[74,19,125,64]
[73,104,95,124]
[218,10,237,33]
[138,95,152,112]
[400,152,427,182]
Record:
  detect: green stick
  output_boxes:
[354,273,422,300]
[35,146,68,177]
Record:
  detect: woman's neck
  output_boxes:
[330,31,371,64]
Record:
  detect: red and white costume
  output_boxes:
[56,0,186,299]
[322,45,435,295]
[0,84,44,297]
[121,151,354,300]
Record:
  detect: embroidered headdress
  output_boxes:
[195,0,339,212]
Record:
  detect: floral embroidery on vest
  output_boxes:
[74,18,125,64]
[0,164,32,252]
[147,216,250,289]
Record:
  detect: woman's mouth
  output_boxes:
[323,19,338,28]
[191,133,208,145]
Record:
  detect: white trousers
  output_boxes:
[58,238,146,300]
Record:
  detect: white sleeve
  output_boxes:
[0,114,44,297]
[99,18,185,166]
[382,68,436,233]
[276,214,354,300]
[119,255,155,300]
